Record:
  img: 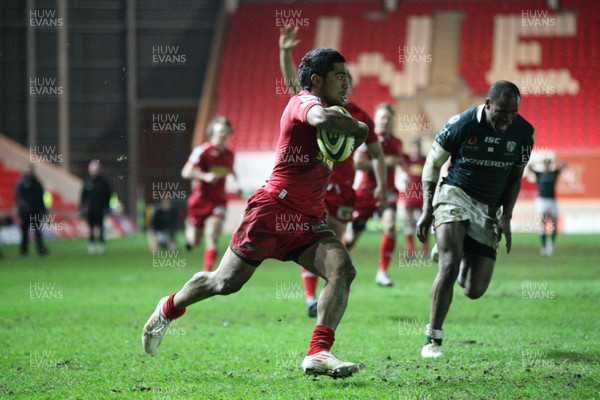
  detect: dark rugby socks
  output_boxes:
[425,324,443,346]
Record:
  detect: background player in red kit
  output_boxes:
[143,48,369,378]
[182,116,239,271]
[279,26,386,317]
[402,139,428,257]
[344,103,404,287]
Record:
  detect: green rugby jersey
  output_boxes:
[435,105,535,206]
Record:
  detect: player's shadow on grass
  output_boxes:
[544,349,599,365]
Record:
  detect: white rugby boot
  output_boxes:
[302,351,363,378]
[421,340,443,358]
[142,296,171,355]
[545,241,554,256]
[375,270,393,287]
[421,324,443,358]
[96,242,105,255]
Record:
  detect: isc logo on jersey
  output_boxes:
[316,106,356,163]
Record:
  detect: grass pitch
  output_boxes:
[1,231,599,399]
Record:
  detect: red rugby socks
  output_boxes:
[406,234,415,257]
[302,268,318,299]
[379,234,395,272]
[161,293,186,321]
[203,247,217,271]
[342,237,354,251]
[307,325,335,356]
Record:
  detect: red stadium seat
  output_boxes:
[216,0,596,151]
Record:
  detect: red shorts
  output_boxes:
[230,189,335,266]
[186,193,226,228]
[324,183,356,223]
[352,188,398,222]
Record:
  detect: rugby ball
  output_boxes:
[316,106,356,163]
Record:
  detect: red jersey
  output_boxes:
[265,90,332,218]
[188,142,234,203]
[403,154,426,208]
[357,133,403,191]
[329,102,377,187]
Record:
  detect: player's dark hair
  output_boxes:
[487,80,521,103]
[375,102,395,116]
[298,48,346,90]
[207,116,232,138]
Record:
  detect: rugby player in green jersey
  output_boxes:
[416,81,535,358]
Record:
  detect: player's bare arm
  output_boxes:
[367,141,387,205]
[279,25,301,95]
[385,155,399,169]
[227,171,243,197]
[497,164,526,253]
[181,162,218,184]
[353,150,372,171]
[526,163,538,174]
[558,160,567,171]
[393,154,405,191]
[307,105,368,145]
[416,141,451,243]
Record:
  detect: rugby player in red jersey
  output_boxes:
[279,25,386,317]
[182,116,239,271]
[343,103,404,287]
[143,48,368,378]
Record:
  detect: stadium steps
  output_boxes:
[429,12,463,97]
[0,134,82,217]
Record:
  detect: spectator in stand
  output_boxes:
[80,160,113,255]
[15,164,48,256]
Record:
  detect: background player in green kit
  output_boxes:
[527,157,566,256]
[416,81,534,358]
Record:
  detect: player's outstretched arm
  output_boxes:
[354,149,371,171]
[279,25,301,95]
[526,163,538,174]
[558,160,567,172]
[181,162,218,184]
[498,165,526,253]
[416,142,450,243]
[307,105,368,144]
[367,141,387,206]
[228,170,244,198]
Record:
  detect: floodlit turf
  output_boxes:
[1,231,599,399]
